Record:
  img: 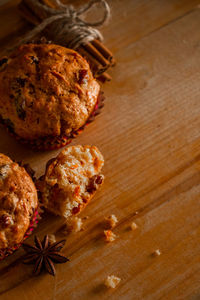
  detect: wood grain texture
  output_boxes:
[0,0,200,299]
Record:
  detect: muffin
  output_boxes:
[37,145,104,218]
[0,44,102,150]
[0,154,38,258]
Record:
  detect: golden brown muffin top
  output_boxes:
[37,145,104,218]
[0,154,38,249]
[0,44,100,140]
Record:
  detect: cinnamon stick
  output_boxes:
[92,39,116,66]
[41,0,57,9]
[83,43,110,67]
[78,46,108,75]
[18,0,114,82]
[97,72,112,83]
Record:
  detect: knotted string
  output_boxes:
[19,0,110,49]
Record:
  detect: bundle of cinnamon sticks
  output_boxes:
[18,0,115,82]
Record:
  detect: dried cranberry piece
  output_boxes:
[0,214,11,228]
[78,69,88,84]
[94,175,103,185]
[0,58,8,67]
[72,205,80,215]
[30,56,39,64]
[16,77,26,87]
[87,175,104,193]
[69,52,78,58]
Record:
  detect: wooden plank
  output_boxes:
[0,1,200,300]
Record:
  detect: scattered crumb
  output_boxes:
[105,214,118,229]
[153,249,161,256]
[104,230,117,242]
[134,211,138,215]
[48,234,56,244]
[105,275,121,288]
[67,217,83,233]
[131,222,138,231]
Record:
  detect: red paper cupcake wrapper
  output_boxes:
[0,91,105,151]
[0,209,39,261]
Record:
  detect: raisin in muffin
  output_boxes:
[37,145,104,218]
[0,154,38,251]
[0,44,101,150]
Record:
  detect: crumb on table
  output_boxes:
[104,230,117,242]
[105,275,121,288]
[105,214,118,229]
[67,217,83,232]
[153,249,161,256]
[48,234,56,244]
[131,222,138,231]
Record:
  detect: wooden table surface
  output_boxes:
[1,0,200,299]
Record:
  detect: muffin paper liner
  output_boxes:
[0,209,39,261]
[0,91,105,151]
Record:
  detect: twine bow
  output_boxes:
[20,0,110,49]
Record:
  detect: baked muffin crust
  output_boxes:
[0,154,38,249]
[37,145,104,218]
[0,44,100,140]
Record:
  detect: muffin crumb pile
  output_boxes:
[105,275,121,288]
[67,217,83,233]
[104,230,117,242]
[105,214,118,229]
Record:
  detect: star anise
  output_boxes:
[22,235,69,276]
